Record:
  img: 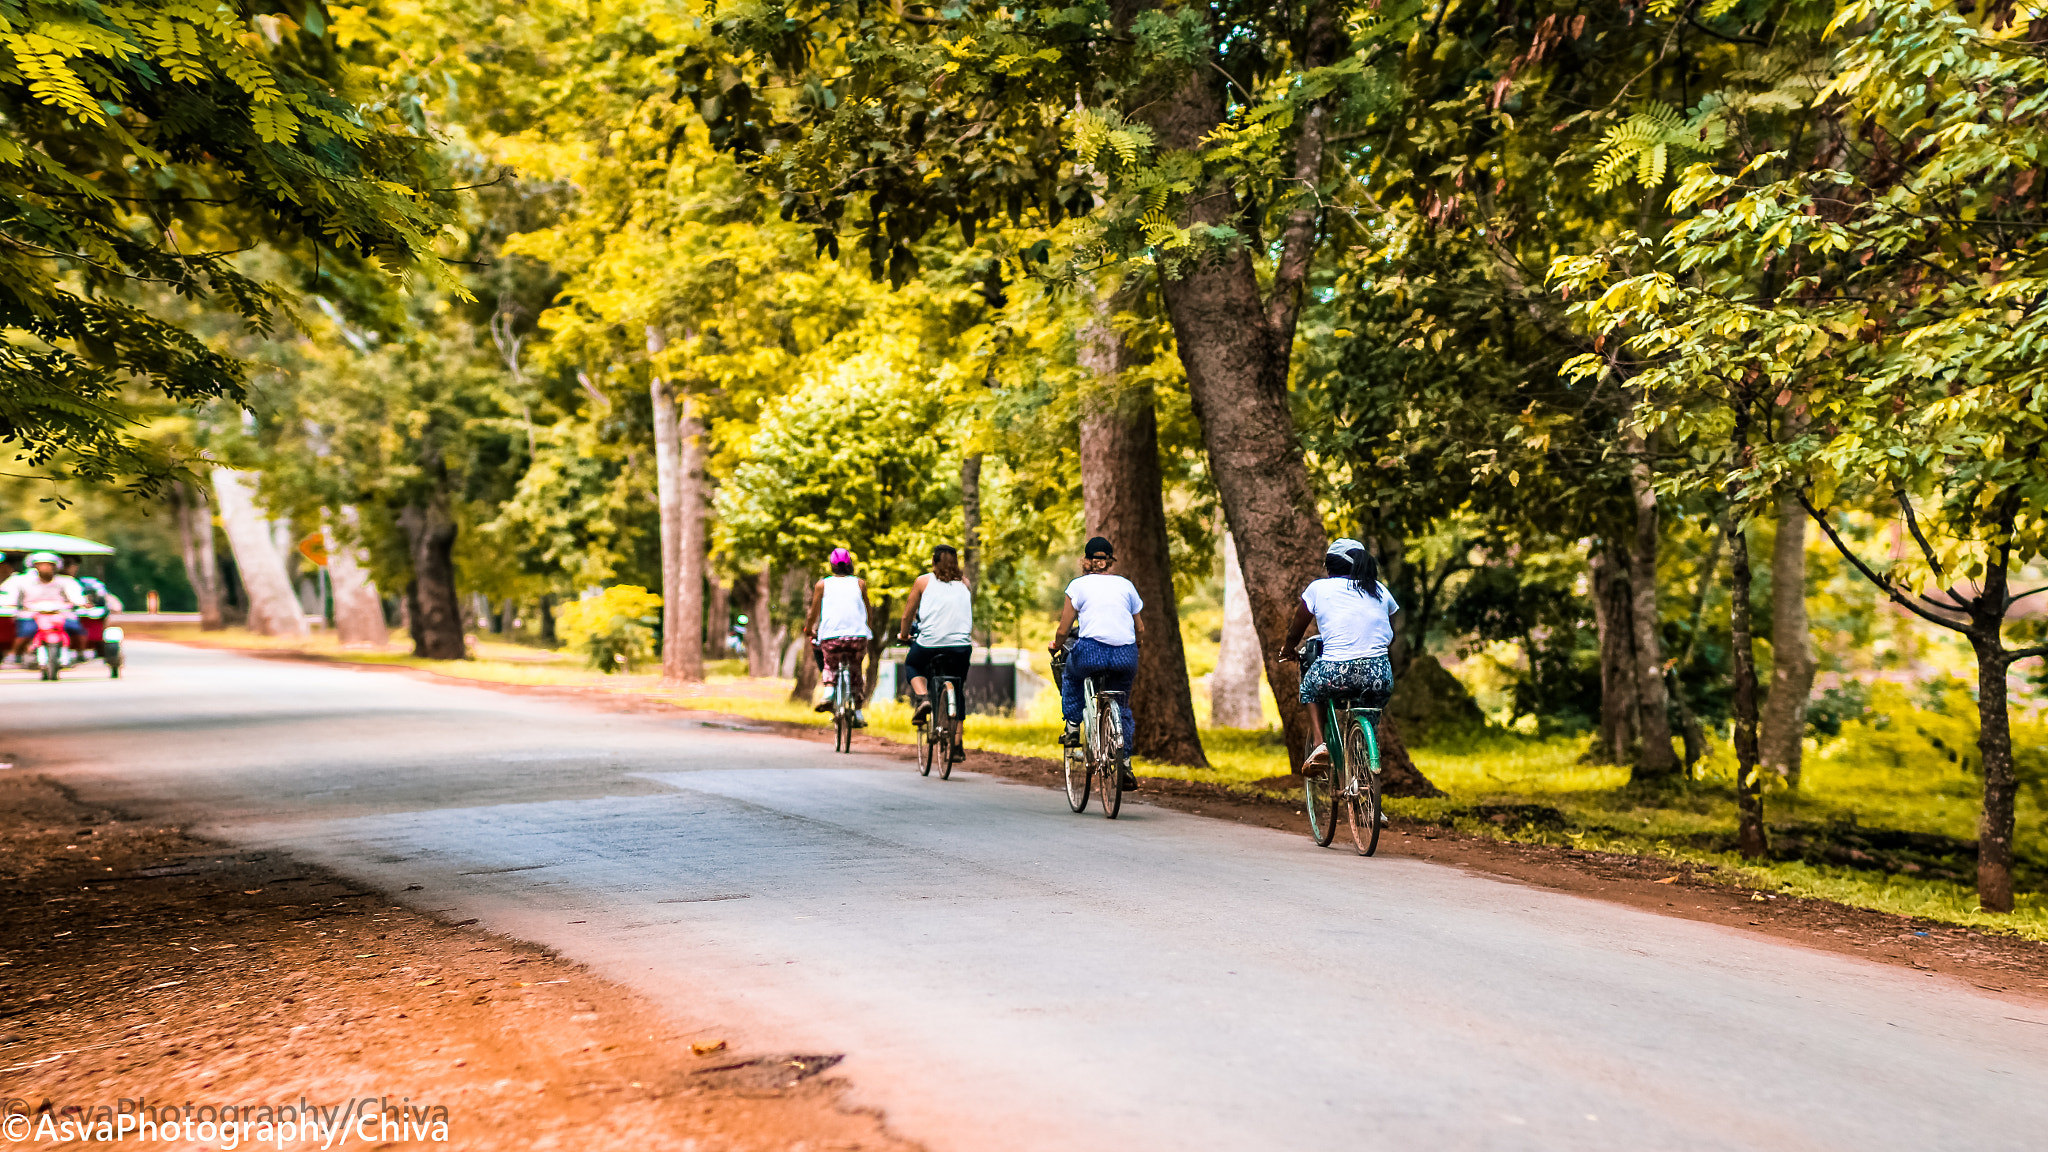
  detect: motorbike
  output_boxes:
[29,610,74,681]
[77,602,123,678]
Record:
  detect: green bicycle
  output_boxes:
[1296,638,1384,856]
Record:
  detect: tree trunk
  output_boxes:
[396,493,464,659]
[1973,635,2017,913]
[704,567,729,662]
[169,480,224,630]
[961,454,983,594]
[1626,437,1679,778]
[652,361,699,682]
[1078,291,1207,767]
[1760,491,1817,786]
[1211,531,1264,728]
[1590,545,1638,765]
[210,468,307,639]
[1728,519,1767,858]
[538,593,557,645]
[324,509,389,648]
[677,392,708,681]
[748,561,778,677]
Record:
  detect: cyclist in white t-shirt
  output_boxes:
[1279,539,1399,773]
[804,547,873,726]
[1049,535,1143,792]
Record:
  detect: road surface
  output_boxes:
[12,641,2048,1151]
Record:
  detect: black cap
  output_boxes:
[1084,535,1115,560]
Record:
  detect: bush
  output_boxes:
[555,586,663,673]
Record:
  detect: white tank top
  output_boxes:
[816,575,871,639]
[914,578,973,647]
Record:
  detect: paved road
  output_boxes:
[13,642,2048,1151]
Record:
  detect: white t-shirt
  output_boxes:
[1065,573,1142,647]
[0,572,86,614]
[913,577,973,647]
[816,575,872,640]
[1301,577,1399,661]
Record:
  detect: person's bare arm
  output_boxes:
[803,580,823,640]
[1279,601,1315,660]
[1049,596,1078,653]
[898,574,928,642]
[1133,611,1145,638]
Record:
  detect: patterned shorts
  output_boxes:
[1298,654,1394,707]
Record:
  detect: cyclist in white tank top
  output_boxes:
[805,548,873,725]
[897,546,975,753]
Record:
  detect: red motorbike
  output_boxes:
[29,610,73,681]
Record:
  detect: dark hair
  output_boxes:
[931,545,962,583]
[830,559,854,576]
[1345,546,1382,601]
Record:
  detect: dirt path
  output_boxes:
[0,772,918,1151]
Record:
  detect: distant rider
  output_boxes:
[1,551,88,664]
[1280,539,1399,773]
[804,548,872,727]
[897,544,974,763]
[1049,536,1142,793]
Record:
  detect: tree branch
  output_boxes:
[1799,495,1972,635]
[1262,1,1341,346]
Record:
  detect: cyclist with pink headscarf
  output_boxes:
[804,547,873,726]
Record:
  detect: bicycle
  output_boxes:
[1054,644,1126,819]
[916,674,964,780]
[830,657,857,754]
[1295,638,1384,856]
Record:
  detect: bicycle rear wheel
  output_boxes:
[1096,699,1123,820]
[1344,716,1383,856]
[917,712,934,775]
[834,668,852,753]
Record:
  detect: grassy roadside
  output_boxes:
[132,624,2048,941]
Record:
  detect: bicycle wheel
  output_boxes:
[1344,715,1383,856]
[1063,746,1091,811]
[834,668,852,753]
[917,711,934,775]
[938,681,957,780]
[1096,697,1123,819]
[1303,717,1339,847]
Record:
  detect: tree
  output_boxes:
[1556,0,2048,910]
[0,0,455,486]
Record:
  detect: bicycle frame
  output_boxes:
[1318,699,1383,781]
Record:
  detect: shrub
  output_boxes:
[555,586,663,673]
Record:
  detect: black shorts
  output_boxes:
[904,643,972,686]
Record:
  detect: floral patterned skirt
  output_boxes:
[1298,653,1394,707]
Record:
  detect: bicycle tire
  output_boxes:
[938,681,957,780]
[1096,695,1123,819]
[1063,746,1091,811]
[917,713,934,776]
[1304,708,1339,847]
[834,667,852,754]
[1345,714,1382,857]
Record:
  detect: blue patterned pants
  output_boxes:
[1060,638,1138,755]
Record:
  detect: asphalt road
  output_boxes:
[13,641,2048,1151]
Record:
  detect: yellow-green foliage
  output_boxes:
[556,586,663,673]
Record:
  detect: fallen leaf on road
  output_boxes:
[692,1039,727,1056]
[415,978,440,987]
[1654,876,1680,884]
[243,890,263,895]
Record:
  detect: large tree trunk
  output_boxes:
[678,393,708,681]
[396,492,463,659]
[704,566,729,661]
[651,353,700,682]
[1727,514,1767,858]
[747,561,778,677]
[169,480,223,629]
[1625,437,1679,778]
[1973,636,2018,912]
[210,468,307,639]
[1078,290,1207,767]
[961,454,983,596]
[1590,545,1638,765]
[1210,531,1264,728]
[324,508,389,648]
[1760,491,1816,785]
